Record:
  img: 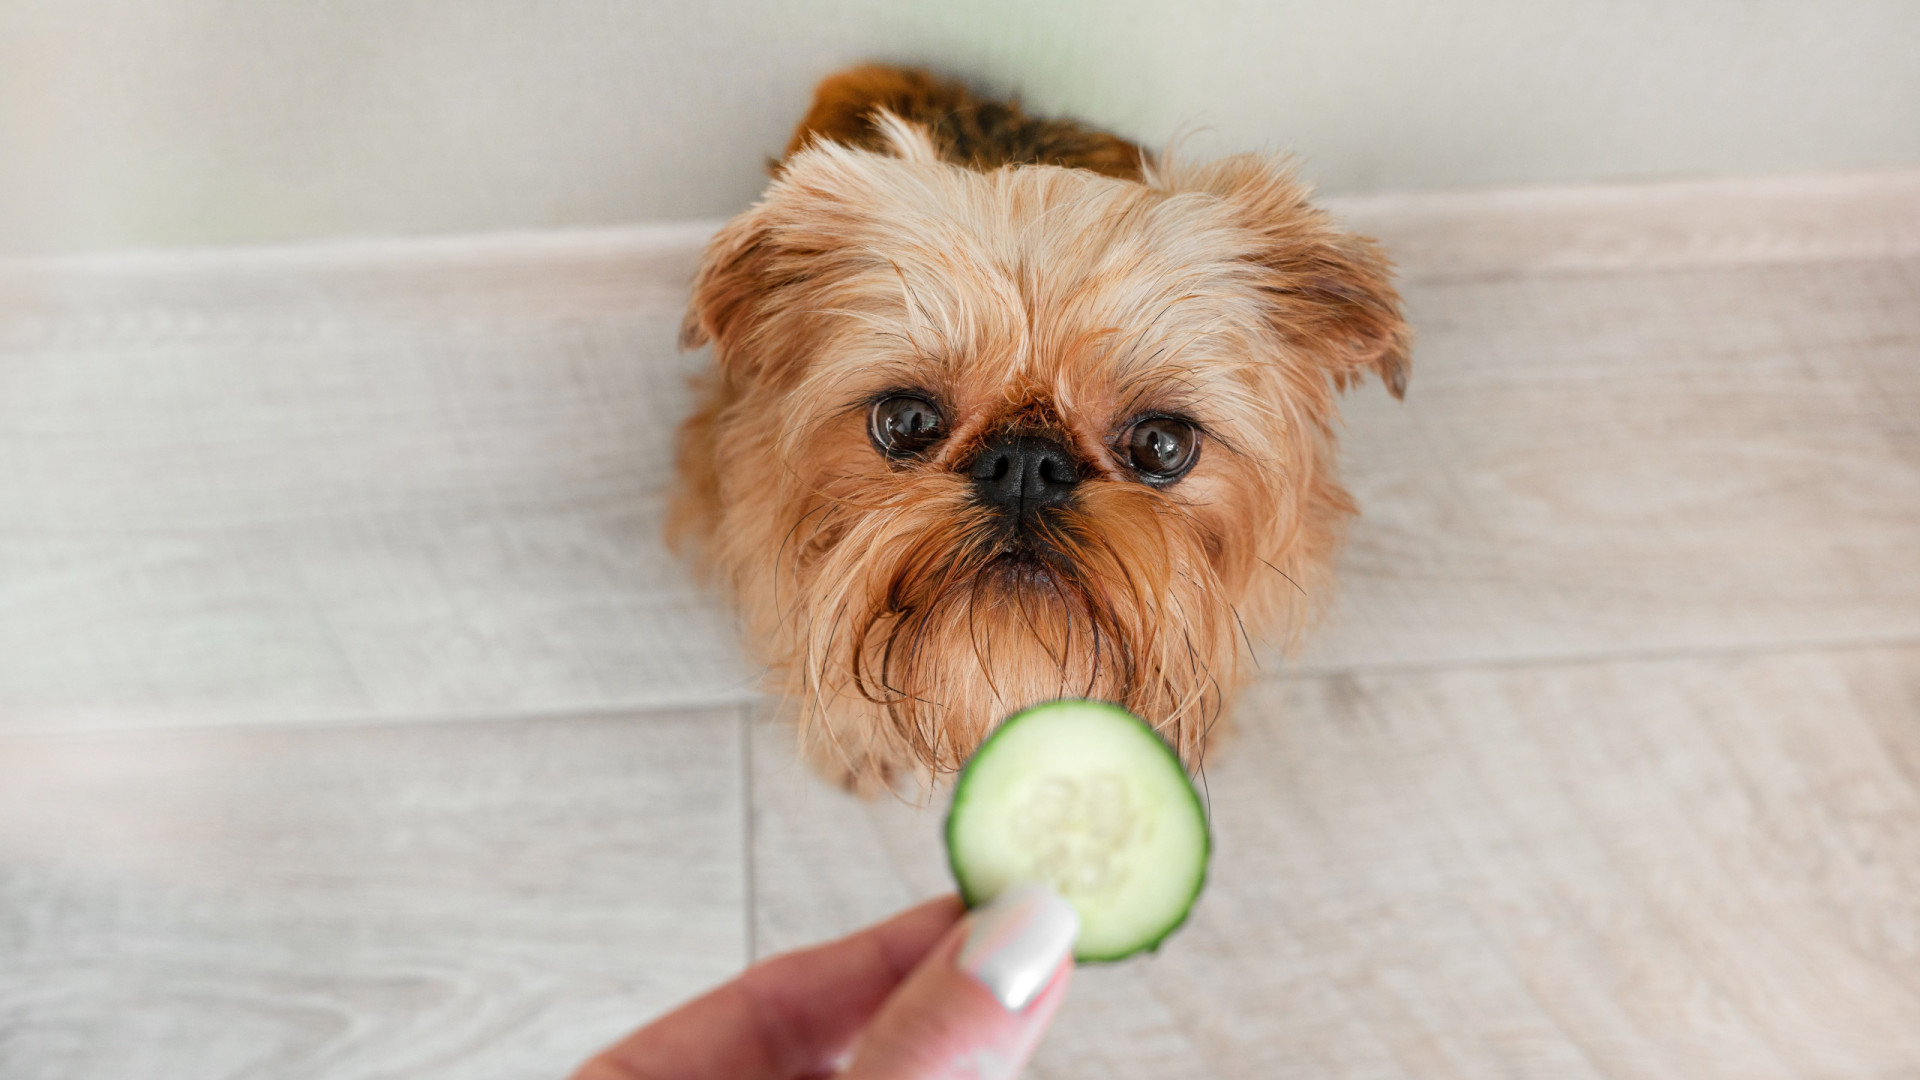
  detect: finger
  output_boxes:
[575,894,965,1080]
[841,884,1078,1080]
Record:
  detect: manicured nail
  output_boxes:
[955,882,1079,1011]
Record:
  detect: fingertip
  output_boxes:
[954,883,1079,1011]
[840,925,1074,1080]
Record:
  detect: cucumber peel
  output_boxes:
[945,700,1211,962]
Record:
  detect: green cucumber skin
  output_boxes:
[944,699,1212,964]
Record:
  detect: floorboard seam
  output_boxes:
[0,695,763,741]
[4,637,1914,742]
[740,704,759,966]
[1281,631,1920,684]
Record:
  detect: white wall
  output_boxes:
[3,0,1916,254]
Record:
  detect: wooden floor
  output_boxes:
[2,171,1917,1078]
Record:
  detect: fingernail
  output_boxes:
[955,882,1079,1011]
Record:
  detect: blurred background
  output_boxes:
[3,0,1918,252]
[3,3,1919,1079]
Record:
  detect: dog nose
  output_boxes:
[970,432,1080,517]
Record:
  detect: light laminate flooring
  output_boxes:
[3,170,1917,1078]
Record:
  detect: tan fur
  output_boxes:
[674,67,1409,792]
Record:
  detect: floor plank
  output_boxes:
[749,646,1920,1079]
[1306,254,1920,672]
[0,241,757,732]
[0,707,748,1080]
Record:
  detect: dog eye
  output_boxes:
[869,395,945,458]
[1122,417,1199,482]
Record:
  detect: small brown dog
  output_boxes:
[674,66,1408,789]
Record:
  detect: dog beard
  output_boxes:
[788,474,1234,783]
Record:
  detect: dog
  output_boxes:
[673,65,1409,790]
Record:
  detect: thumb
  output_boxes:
[841,884,1078,1080]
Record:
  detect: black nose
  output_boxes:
[969,432,1080,518]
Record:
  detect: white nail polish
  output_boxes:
[955,882,1079,1011]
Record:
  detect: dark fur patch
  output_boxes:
[783,64,1150,180]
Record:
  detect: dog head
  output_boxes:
[676,117,1407,787]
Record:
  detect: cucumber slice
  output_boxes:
[945,700,1211,962]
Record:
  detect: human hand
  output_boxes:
[573,884,1079,1080]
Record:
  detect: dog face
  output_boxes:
[676,119,1407,788]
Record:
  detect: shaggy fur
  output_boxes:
[675,66,1409,790]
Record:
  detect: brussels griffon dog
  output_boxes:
[674,65,1409,789]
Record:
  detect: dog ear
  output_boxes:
[682,119,942,382]
[679,204,776,354]
[678,181,845,388]
[1168,155,1411,398]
